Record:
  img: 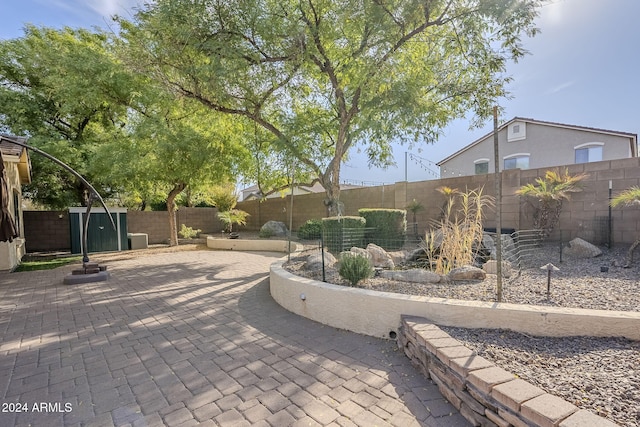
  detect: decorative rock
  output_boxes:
[260,220,288,237]
[378,268,441,284]
[482,260,513,278]
[448,265,486,281]
[366,243,395,269]
[488,234,518,263]
[349,247,372,261]
[562,237,602,258]
[406,247,428,262]
[305,251,337,270]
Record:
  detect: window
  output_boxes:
[474,159,489,174]
[504,154,529,170]
[575,144,603,164]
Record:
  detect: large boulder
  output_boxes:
[484,234,518,263]
[379,269,441,284]
[366,243,395,269]
[349,247,372,260]
[563,237,602,258]
[260,221,288,237]
[482,260,513,278]
[305,251,337,270]
[448,265,486,281]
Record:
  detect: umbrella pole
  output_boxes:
[82,192,96,263]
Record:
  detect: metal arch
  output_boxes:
[1,136,116,263]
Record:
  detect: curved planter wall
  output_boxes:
[270,260,640,340]
[207,237,300,253]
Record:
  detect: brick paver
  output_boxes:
[0,250,467,426]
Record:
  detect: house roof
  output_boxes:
[0,134,32,184]
[437,117,638,165]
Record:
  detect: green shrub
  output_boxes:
[297,219,322,240]
[258,227,275,238]
[339,253,374,287]
[322,216,366,254]
[358,208,407,250]
[178,224,201,239]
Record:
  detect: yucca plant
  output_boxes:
[516,168,588,238]
[422,187,494,274]
[610,186,640,267]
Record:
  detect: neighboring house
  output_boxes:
[0,135,32,270]
[437,117,638,177]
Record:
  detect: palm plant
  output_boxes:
[217,209,250,233]
[516,169,588,238]
[610,186,640,267]
[406,198,424,239]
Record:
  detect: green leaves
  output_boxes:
[122,0,542,203]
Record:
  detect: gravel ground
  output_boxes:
[283,242,640,426]
[440,327,639,427]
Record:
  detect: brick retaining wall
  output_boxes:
[399,316,618,427]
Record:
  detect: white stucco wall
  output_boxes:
[270,260,640,340]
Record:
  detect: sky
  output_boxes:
[2,0,640,185]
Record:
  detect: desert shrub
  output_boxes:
[322,216,366,254]
[421,187,494,274]
[297,219,322,240]
[338,253,374,287]
[178,224,201,239]
[258,227,275,238]
[358,208,406,250]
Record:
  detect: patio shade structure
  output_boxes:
[1,136,115,262]
[0,151,18,242]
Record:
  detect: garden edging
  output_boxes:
[269,260,640,341]
[399,316,618,427]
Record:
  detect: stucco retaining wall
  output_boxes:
[207,237,300,253]
[269,260,640,341]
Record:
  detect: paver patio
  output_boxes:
[0,250,467,426]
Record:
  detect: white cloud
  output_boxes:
[85,0,142,19]
[547,81,575,95]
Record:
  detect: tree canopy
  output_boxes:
[120,0,542,209]
[0,25,136,208]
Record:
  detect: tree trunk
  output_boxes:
[624,238,640,268]
[166,183,187,246]
[321,172,342,217]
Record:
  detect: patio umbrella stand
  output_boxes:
[63,261,110,285]
[0,136,114,286]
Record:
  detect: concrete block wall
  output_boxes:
[23,210,71,252]
[238,158,640,245]
[24,207,222,251]
[399,316,618,427]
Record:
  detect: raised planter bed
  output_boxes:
[207,236,300,253]
[269,259,640,341]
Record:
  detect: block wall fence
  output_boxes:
[22,157,640,252]
[24,207,223,252]
[237,157,640,245]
